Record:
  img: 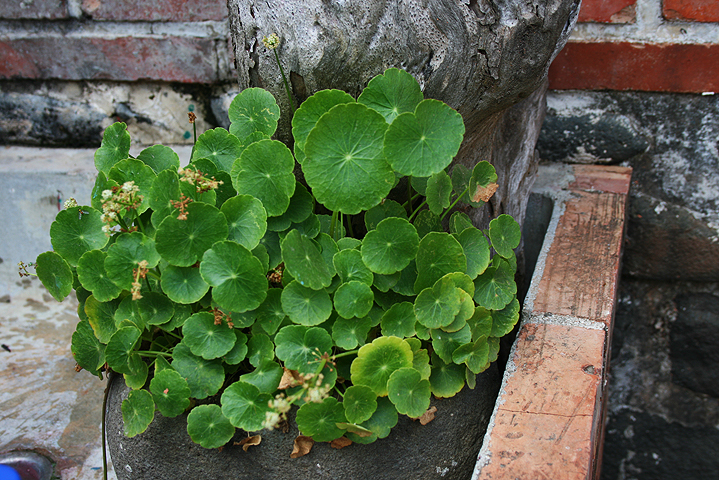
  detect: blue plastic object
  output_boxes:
[0,465,20,480]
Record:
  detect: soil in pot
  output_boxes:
[106,364,500,480]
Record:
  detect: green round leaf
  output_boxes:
[85,295,119,343]
[156,202,229,267]
[182,312,237,360]
[343,385,378,424]
[274,325,333,374]
[431,324,471,364]
[492,297,520,337]
[333,281,374,319]
[123,356,149,389]
[350,336,413,396]
[303,103,393,215]
[456,227,490,279]
[414,231,467,293]
[357,397,398,440]
[231,139,296,217]
[148,169,181,228]
[363,199,407,231]
[267,183,314,230]
[281,230,334,290]
[71,320,106,377]
[380,302,417,338]
[171,343,225,400]
[383,99,465,177]
[296,397,346,442]
[255,288,287,335]
[489,214,521,259]
[247,333,274,368]
[425,170,453,215]
[192,127,244,173]
[449,211,474,235]
[220,194,268,250]
[137,144,180,173]
[281,280,333,326]
[331,315,372,350]
[161,265,210,304]
[50,206,108,267]
[240,359,284,394]
[358,68,423,124]
[224,330,249,365]
[136,292,175,326]
[149,368,191,418]
[95,122,131,174]
[105,326,141,374]
[221,380,272,432]
[361,217,419,275]
[187,404,235,449]
[104,232,161,289]
[413,209,443,238]
[292,89,355,152]
[91,171,119,211]
[200,240,268,313]
[121,389,154,438]
[469,161,498,205]
[333,249,374,286]
[429,354,466,398]
[452,336,490,374]
[77,250,122,302]
[229,87,280,140]
[387,367,431,418]
[35,251,74,301]
[473,263,517,311]
[414,276,462,329]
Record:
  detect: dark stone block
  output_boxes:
[107,366,501,480]
[0,92,105,147]
[623,194,719,281]
[670,293,719,397]
[537,113,649,163]
[601,409,719,480]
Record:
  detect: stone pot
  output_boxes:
[106,365,501,480]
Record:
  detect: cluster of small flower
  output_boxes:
[262,372,332,430]
[131,260,149,300]
[177,168,223,194]
[262,33,280,50]
[100,181,143,234]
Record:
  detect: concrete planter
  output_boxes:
[103,164,630,480]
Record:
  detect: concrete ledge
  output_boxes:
[474,164,632,480]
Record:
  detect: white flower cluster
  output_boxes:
[100,181,142,234]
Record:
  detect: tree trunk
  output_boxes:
[226,0,579,229]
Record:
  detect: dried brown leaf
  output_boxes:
[290,435,314,458]
[419,406,438,425]
[278,368,303,390]
[235,435,262,452]
[471,182,498,203]
[330,437,353,449]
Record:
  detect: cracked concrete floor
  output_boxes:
[0,276,117,480]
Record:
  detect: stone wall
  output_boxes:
[544,1,719,479]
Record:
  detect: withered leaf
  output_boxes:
[418,406,438,425]
[278,368,303,390]
[471,182,498,203]
[290,435,314,458]
[235,435,262,452]
[330,436,353,449]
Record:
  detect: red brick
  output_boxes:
[578,0,636,23]
[81,0,227,22]
[0,0,67,19]
[549,41,719,93]
[0,37,226,83]
[663,0,719,22]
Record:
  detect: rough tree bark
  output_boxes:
[226,0,579,230]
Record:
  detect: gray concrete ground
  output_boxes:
[0,146,188,479]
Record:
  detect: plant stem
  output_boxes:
[274,49,294,115]
[330,210,338,240]
[136,350,173,357]
[346,214,354,238]
[407,176,413,214]
[102,373,111,480]
[439,186,469,221]
[332,349,359,360]
[408,199,427,222]
[133,209,146,235]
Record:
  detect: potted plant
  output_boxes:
[32,61,521,478]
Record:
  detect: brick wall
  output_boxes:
[0,0,232,84]
[550,0,719,92]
